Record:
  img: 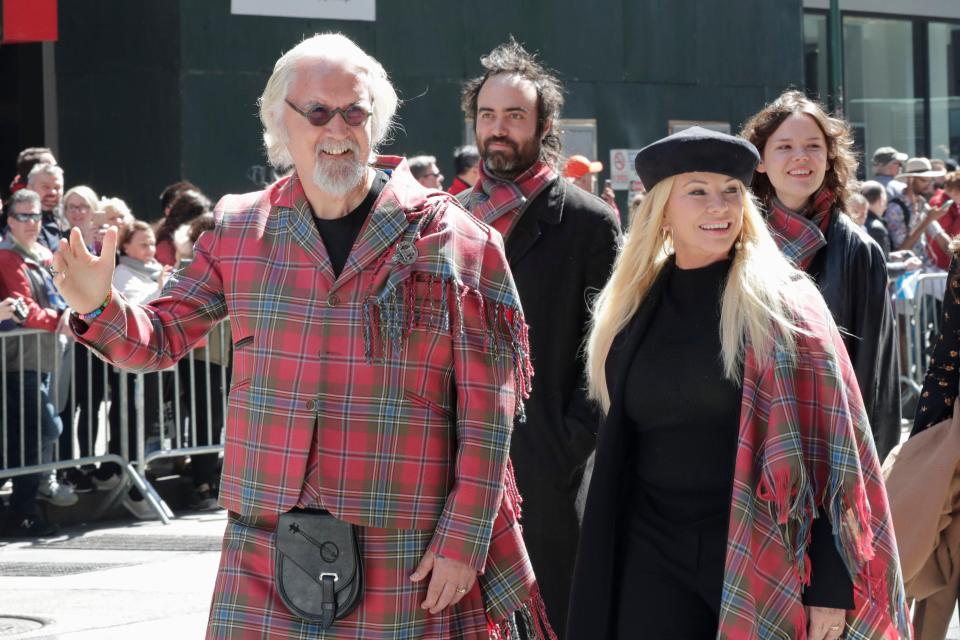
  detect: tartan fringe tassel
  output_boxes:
[759,466,911,638]
[757,467,816,586]
[487,591,557,640]
[827,475,910,638]
[363,274,533,420]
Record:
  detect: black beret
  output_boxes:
[634,126,761,190]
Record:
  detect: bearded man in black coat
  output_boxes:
[459,40,621,636]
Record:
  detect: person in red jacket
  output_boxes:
[0,189,75,537]
[927,170,960,270]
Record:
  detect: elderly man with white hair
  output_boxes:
[52,33,552,639]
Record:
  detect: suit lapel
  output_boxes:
[504,178,563,264]
[279,194,336,289]
[334,165,430,291]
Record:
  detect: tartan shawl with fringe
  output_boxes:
[720,276,910,639]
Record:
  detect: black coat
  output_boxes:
[807,209,901,460]
[565,265,668,640]
[469,179,620,636]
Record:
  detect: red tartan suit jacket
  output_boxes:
[74,159,531,571]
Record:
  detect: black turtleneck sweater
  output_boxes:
[623,258,853,609]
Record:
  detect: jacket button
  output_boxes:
[306,399,317,411]
[327,293,340,307]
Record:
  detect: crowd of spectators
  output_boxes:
[0,147,223,535]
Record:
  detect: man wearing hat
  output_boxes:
[564,154,619,215]
[872,146,908,199]
[884,157,951,269]
[459,39,621,635]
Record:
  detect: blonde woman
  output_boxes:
[566,128,909,639]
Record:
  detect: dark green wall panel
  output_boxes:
[54,0,804,218]
[57,0,180,220]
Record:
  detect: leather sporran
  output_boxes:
[275,509,363,628]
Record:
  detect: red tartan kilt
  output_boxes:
[207,513,489,639]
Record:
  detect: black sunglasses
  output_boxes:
[285,99,372,127]
[11,212,41,223]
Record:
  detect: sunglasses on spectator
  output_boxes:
[285,99,372,127]
[11,213,42,223]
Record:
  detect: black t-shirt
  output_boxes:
[312,170,388,278]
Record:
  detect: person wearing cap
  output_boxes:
[459,39,621,635]
[567,126,908,640]
[741,90,902,461]
[884,157,951,270]
[872,146,908,198]
[564,154,618,214]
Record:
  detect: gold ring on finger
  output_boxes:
[455,585,467,594]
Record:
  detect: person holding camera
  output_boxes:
[0,189,75,537]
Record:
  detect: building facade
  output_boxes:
[804,0,960,168]
[2,0,808,217]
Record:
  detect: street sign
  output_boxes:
[2,0,58,43]
[231,0,375,21]
[609,149,641,191]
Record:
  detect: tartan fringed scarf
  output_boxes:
[470,161,557,239]
[766,188,835,271]
[719,278,911,638]
[483,459,557,640]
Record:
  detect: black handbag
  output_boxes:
[275,508,364,628]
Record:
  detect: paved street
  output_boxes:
[0,472,959,639]
[0,511,225,639]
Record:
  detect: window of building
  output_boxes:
[804,13,829,102]
[929,22,960,161]
[843,16,924,165]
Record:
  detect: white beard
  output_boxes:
[312,140,366,197]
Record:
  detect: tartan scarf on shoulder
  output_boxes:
[470,161,557,239]
[765,188,835,271]
[719,275,911,638]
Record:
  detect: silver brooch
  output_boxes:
[394,240,418,265]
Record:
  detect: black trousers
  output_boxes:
[614,504,725,639]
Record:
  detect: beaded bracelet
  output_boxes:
[79,290,112,322]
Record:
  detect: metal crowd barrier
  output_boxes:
[1,320,231,524]
[894,272,949,414]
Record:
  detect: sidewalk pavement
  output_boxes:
[2,502,960,638]
[0,510,226,639]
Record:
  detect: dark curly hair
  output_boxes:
[461,38,564,168]
[740,90,858,209]
[159,180,199,213]
[155,189,211,244]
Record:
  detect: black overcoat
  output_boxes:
[565,265,670,640]
[468,178,620,636]
[807,209,901,460]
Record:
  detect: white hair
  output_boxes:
[259,33,399,169]
[27,162,64,183]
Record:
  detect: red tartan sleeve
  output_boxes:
[71,218,227,371]
[0,250,59,331]
[427,233,520,572]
